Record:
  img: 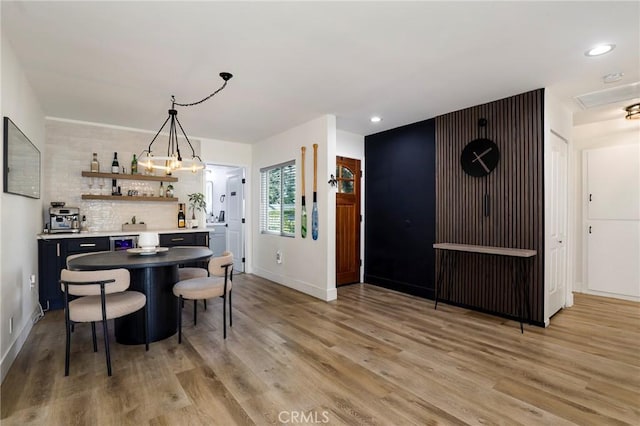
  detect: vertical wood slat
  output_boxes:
[435,89,544,324]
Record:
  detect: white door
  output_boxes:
[585,144,640,299]
[547,132,568,316]
[226,168,245,272]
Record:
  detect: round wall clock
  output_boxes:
[460,138,500,177]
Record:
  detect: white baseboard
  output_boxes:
[252,267,337,302]
[576,288,640,303]
[0,307,38,384]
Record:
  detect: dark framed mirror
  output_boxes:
[3,116,41,199]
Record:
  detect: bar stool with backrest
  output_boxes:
[172,251,233,342]
[60,268,148,376]
[175,247,210,311]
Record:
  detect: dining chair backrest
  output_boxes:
[208,251,233,277]
[60,268,130,296]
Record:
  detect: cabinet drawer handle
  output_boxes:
[171,237,184,242]
[79,243,96,247]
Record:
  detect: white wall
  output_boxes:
[572,116,640,295]
[45,118,203,231]
[1,34,46,382]
[336,129,365,283]
[252,115,337,301]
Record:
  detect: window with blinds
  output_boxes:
[260,160,296,237]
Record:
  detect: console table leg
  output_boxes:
[434,251,447,309]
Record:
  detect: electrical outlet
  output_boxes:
[9,317,13,335]
[30,274,36,289]
[276,250,283,264]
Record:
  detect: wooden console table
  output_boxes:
[433,243,537,333]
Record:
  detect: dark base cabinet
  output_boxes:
[159,232,209,268]
[38,237,110,310]
[38,232,209,311]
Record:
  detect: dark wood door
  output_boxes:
[336,156,361,285]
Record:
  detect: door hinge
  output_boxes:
[242,257,245,263]
[359,259,362,266]
[360,214,363,222]
[242,178,246,184]
[241,218,245,224]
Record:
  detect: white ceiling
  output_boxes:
[2,1,638,143]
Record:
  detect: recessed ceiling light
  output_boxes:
[585,44,615,57]
[603,72,624,83]
[370,116,382,123]
[625,103,640,120]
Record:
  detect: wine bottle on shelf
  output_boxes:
[159,181,164,197]
[178,203,186,228]
[111,179,118,195]
[90,153,100,172]
[131,154,138,174]
[111,152,119,173]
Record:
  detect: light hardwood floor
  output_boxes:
[1,274,639,425]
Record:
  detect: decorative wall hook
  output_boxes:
[328,174,337,187]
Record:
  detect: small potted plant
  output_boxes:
[187,192,206,228]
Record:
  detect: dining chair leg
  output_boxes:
[193,299,198,326]
[65,318,71,376]
[223,294,227,339]
[100,291,112,376]
[178,295,183,344]
[64,288,71,377]
[229,290,233,328]
[91,322,98,352]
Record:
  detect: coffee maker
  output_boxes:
[49,207,80,233]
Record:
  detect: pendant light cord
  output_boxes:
[172,72,233,107]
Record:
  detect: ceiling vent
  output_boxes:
[574,81,640,109]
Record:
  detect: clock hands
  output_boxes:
[472,147,493,173]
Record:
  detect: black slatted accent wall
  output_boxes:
[435,89,544,324]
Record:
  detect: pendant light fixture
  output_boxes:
[138,72,233,173]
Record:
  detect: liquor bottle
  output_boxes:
[159,181,164,197]
[90,153,100,172]
[111,179,118,195]
[111,152,119,173]
[131,154,138,174]
[178,203,186,228]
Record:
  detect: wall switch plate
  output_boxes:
[30,274,36,289]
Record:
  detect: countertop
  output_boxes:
[38,227,211,240]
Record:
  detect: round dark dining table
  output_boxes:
[67,246,213,344]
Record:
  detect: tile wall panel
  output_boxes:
[44,120,203,232]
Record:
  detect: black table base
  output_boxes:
[114,265,178,344]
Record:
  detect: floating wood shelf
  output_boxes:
[81,171,178,182]
[81,194,178,202]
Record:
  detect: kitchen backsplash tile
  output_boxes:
[45,119,203,232]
